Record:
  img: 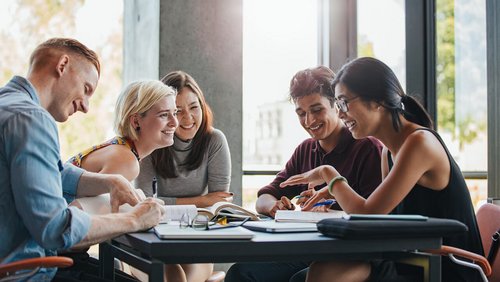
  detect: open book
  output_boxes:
[275,210,347,223]
[197,201,262,221]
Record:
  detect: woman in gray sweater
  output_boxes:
[135,71,232,282]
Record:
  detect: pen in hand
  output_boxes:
[152,176,158,198]
[312,199,336,208]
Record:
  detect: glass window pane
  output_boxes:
[242,0,318,207]
[436,0,487,207]
[357,0,406,87]
[466,179,488,211]
[242,175,276,213]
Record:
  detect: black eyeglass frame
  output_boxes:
[334,96,360,113]
[179,213,251,231]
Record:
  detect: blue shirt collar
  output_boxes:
[7,75,40,105]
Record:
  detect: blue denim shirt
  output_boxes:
[0,76,91,281]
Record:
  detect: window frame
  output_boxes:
[487,0,500,200]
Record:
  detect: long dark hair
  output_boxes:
[332,57,432,131]
[151,71,213,178]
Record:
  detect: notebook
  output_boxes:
[274,210,347,223]
[243,221,318,233]
[153,223,255,239]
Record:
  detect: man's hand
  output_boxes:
[130,198,165,231]
[106,174,143,213]
[73,197,165,248]
[268,196,295,218]
[77,171,143,212]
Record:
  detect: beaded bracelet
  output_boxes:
[327,176,347,196]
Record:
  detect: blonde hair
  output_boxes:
[114,80,177,140]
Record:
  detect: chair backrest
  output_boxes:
[476,203,500,282]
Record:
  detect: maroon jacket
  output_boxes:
[258,127,383,210]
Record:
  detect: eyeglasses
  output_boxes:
[334,96,360,113]
[179,213,210,230]
[179,213,250,231]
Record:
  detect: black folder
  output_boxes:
[317,217,467,239]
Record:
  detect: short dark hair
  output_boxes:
[30,38,100,76]
[289,66,335,105]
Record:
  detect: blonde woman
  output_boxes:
[69,80,178,182]
[69,80,186,281]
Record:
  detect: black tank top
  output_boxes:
[388,128,483,282]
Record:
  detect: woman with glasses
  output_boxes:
[281,57,482,282]
[135,71,232,282]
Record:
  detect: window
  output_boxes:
[357,0,406,87]
[436,0,487,208]
[242,0,319,210]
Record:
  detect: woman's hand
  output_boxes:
[301,187,333,211]
[280,165,337,190]
[295,188,316,207]
[200,191,234,207]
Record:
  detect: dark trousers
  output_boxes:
[53,252,138,282]
[225,261,310,282]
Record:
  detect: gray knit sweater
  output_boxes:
[134,128,231,205]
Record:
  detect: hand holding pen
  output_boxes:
[300,185,336,211]
[310,199,336,212]
[293,188,316,207]
[312,199,336,208]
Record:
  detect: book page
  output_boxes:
[275,210,347,223]
[207,202,260,220]
[164,205,198,222]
